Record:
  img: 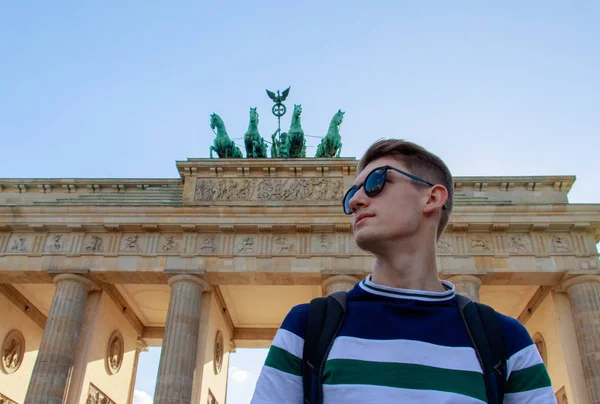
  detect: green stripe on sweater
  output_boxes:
[323,359,487,401]
[265,345,302,376]
[506,363,552,393]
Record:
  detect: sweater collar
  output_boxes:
[358,274,455,302]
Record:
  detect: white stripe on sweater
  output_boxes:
[507,344,544,375]
[251,365,303,404]
[272,328,304,359]
[328,336,483,373]
[504,386,557,403]
[323,383,487,404]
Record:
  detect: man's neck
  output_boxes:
[370,245,444,292]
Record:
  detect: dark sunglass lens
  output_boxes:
[343,187,358,214]
[364,168,386,196]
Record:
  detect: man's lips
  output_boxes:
[354,214,374,226]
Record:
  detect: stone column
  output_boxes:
[154,275,209,404]
[447,275,482,302]
[127,338,148,404]
[323,275,360,295]
[24,274,96,404]
[561,275,600,404]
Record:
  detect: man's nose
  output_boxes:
[348,187,369,213]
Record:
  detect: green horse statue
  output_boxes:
[284,104,306,158]
[209,113,243,158]
[244,107,268,158]
[315,109,344,158]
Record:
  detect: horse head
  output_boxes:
[293,104,302,117]
[210,113,221,130]
[333,109,345,126]
[249,107,259,125]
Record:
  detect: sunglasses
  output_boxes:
[342,165,447,215]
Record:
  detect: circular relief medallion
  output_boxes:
[533,332,547,366]
[214,330,224,375]
[105,331,124,375]
[1,330,25,374]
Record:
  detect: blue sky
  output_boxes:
[1,2,599,403]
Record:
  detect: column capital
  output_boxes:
[446,275,483,288]
[167,274,211,292]
[323,275,360,289]
[53,273,97,291]
[322,275,361,295]
[561,274,600,292]
[136,338,149,353]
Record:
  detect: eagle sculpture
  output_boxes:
[266,87,291,104]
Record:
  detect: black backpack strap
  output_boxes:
[302,291,347,404]
[456,294,507,404]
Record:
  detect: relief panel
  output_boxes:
[312,234,334,254]
[82,234,106,253]
[158,234,182,254]
[506,233,532,254]
[549,233,573,253]
[44,234,71,253]
[468,234,493,254]
[194,177,343,201]
[196,235,221,254]
[119,234,146,253]
[7,234,30,253]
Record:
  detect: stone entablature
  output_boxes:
[0,158,574,206]
[0,225,597,258]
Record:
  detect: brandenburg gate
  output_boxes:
[0,156,599,404]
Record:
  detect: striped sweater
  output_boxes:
[251,276,556,403]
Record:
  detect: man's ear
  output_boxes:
[423,184,448,214]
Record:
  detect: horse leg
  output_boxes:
[210,146,215,158]
[336,141,342,157]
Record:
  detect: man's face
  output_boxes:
[348,156,427,251]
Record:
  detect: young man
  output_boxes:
[251,139,555,403]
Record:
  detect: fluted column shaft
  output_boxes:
[562,275,600,404]
[24,274,95,404]
[154,275,209,404]
[323,275,360,295]
[127,339,148,404]
[447,275,482,303]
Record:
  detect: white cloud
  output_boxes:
[133,389,153,404]
[229,366,251,383]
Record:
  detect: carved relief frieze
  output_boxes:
[273,236,296,254]
[45,234,70,253]
[469,234,493,253]
[507,234,531,254]
[437,235,454,254]
[159,234,181,254]
[197,235,220,254]
[194,177,343,201]
[120,234,145,253]
[8,236,29,253]
[105,331,124,375]
[83,235,105,253]
[0,392,17,404]
[313,234,333,253]
[550,234,573,253]
[87,382,116,404]
[234,236,255,254]
[1,330,25,374]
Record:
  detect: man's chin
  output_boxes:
[354,231,380,252]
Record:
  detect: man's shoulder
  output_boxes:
[280,303,310,340]
[492,308,535,358]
